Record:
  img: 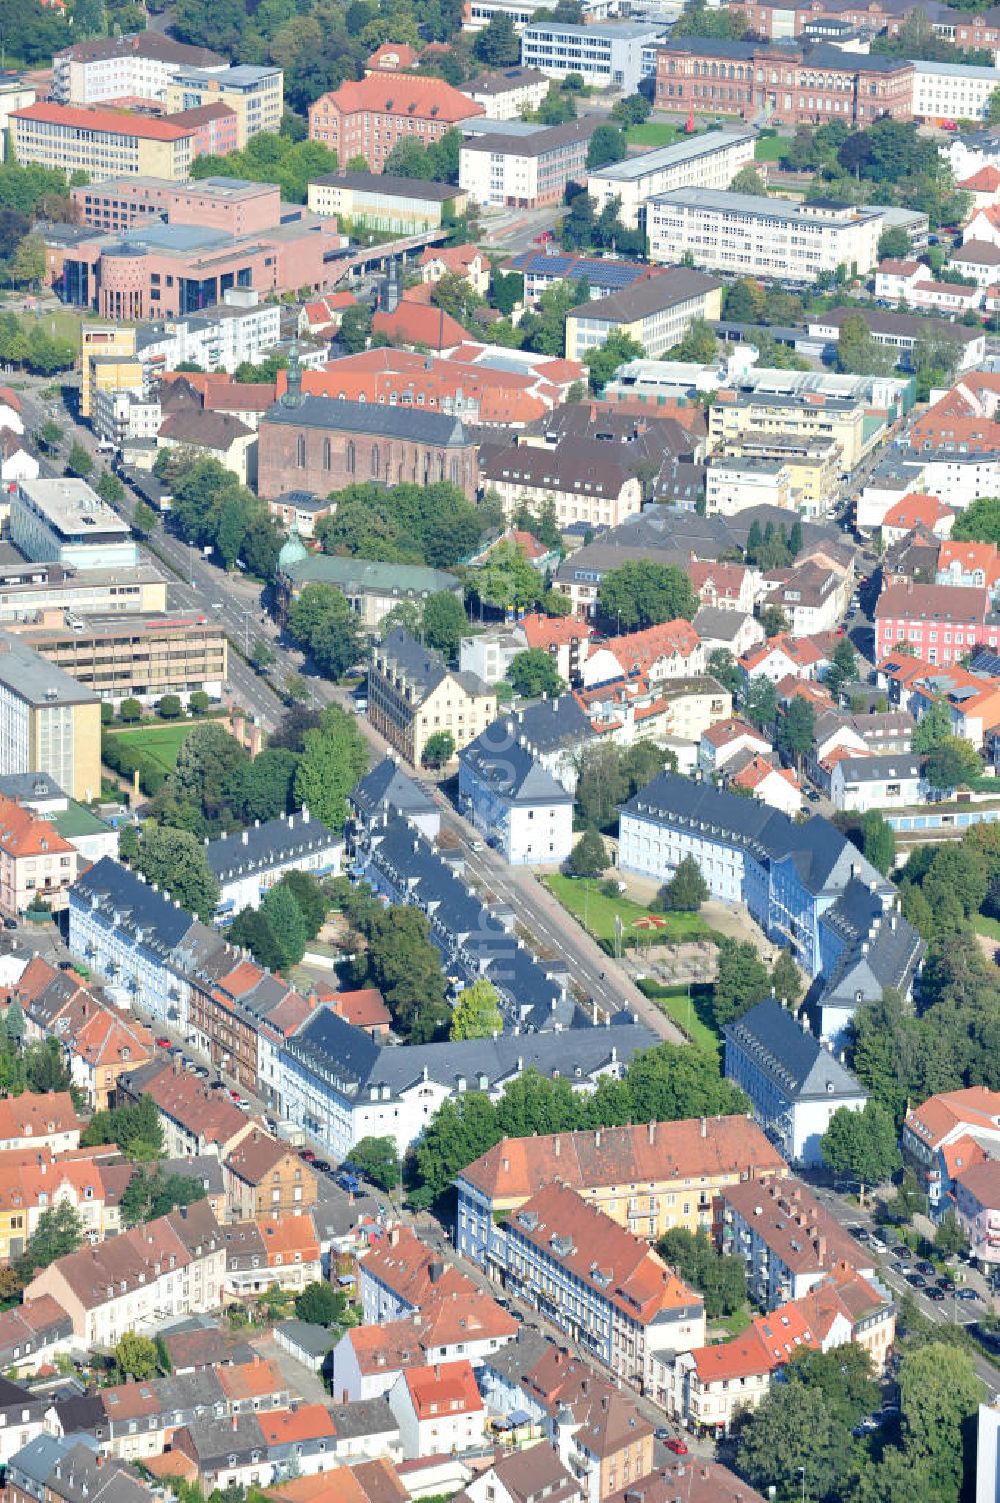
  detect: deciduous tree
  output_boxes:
[450,979,503,1040]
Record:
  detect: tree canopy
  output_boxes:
[597,561,698,630]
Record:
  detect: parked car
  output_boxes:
[906,1273,927,1289]
[313,1159,331,1173]
[664,1439,688,1456]
[300,1148,317,1162]
[915,1260,936,1277]
[928,1287,946,1301]
[155,1037,171,1049]
[957,1287,981,1301]
[894,1244,912,1261]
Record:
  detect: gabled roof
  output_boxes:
[904,1086,1000,1151]
[402,1359,483,1419]
[351,756,438,823]
[314,72,483,124]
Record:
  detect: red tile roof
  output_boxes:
[905,1087,1000,1151]
[313,73,483,124]
[0,796,75,859]
[372,299,469,352]
[520,613,591,650]
[403,1360,483,1419]
[882,492,954,530]
[12,101,202,139]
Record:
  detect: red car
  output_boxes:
[300,1148,317,1162]
[534,229,554,245]
[664,1439,688,1455]
[155,1037,171,1049]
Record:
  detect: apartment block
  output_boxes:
[564,268,721,362]
[722,1175,873,1308]
[521,21,665,93]
[648,188,883,280]
[11,102,212,182]
[165,65,283,146]
[912,59,1000,122]
[51,33,226,106]
[587,126,756,230]
[807,306,986,374]
[455,1117,787,1271]
[307,74,483,173]
[465,66,550,119]
[368,627,495,766]
[11,479,136,573]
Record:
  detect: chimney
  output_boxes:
[817,1235,827,1259]
[648,1121,655,1146]
[95,1457,104,1471]
[554,1136,560,1158]
[173,1053,181,1075]
[231,1415,239,1432]
[700,1117,707,1138]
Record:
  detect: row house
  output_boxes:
[581,620,704,689]
[117,1056,255,1161]
[499,1183,705,1395]
[23,1201,225,1347]
[0,1148,108,1262]
[332,1293,517,1404]
[223,1129,319,1222]
[223,1216,322,1299]
[8,1436,154,1503]
[666,1263,895,1435]
[387,1360,486,1462]
[953,1159,1000,1269]
[170,1404,337,1490]
[874,581,998,667]
[13,955,153,1111]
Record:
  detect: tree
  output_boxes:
[707,648,742,695]
[912,697,954,753]
[474,9,519,64]
[729,164,768,195]
[989,85,1000,124]
[587,124,626,170]
[862,810,896,876]
[229,907,285,971]
[81,1094,163,1159]
[119,697,142,725]
[11,232,45,288]
[451,979,503,1040]
[4,997,23,1044]
[349,1135,401,1192]
[36,419,62,453]
[422,592,467,658]
[65,441,93,479]
[293,704,369,833]
[422,730,456,769]
[338,304,372,354]
[114,1333,159,1380]
[157,694,182,721]
[837,312,897,376]
[820,1101,901,1190]
[659,854,708,912]
[934,1209,965,1257]
[759,604,790,638]
[734,1382,858,1503]
[507,648,564,700]
[952,495,1000,545]
[611,92,651,126]
[771,950,802,1004]
[134,826,220,922]
[225,748,299,824]
[280,870,328,940]
[712,938,770,1027]
[173,721,248,817]
[583,329,645,394]
[119,1167,206,1227]
[598,561,698,631]
[189,691,210,716]
[131,499,157,535]
[18,1201,83,1276]
[294,1281,349,1325]
[658,1227,746,1318]
[288,583,362,681]
[826,635,858,699]
[357,903,450,1042]
[566,828,607,879]
[476,541,543,610]
[898,1342,985,1503]
[668,317,717,363]
[262,882,308,970]
[925,735,982,792]
[776,697,815,772]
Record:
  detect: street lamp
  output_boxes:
[797,1467,806,1503]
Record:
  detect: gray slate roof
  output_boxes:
[264,394,470,446]
[71,856,197,954]
[724,998,866,1102]
[205,810,338,881]
[351,756,438,825]
[460,725,572,807]
[506,694,595,756]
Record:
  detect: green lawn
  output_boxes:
[754,134,788,161]
[626,122,682,148]
[543,874,711,951]
[110,723,194,773]
[636,979,720,1054]
[975,913,1000,941]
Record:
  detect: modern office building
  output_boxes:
[0,634,101,803]
[587,127,757,229]
[0,561,166,621]
[911,59,1000,123]
[164,65,284,146]
[11,609,228,707]
[51,33,227,106]
[647,189,884,279]
[10,480,137,573]
[520,21,666,93]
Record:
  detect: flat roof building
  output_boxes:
[521,21,667,93]
[587,126,757,229]
[459,116,598,209]
[306,171,468,234]
[11,480,137,573]
[51,33,227,106]
[0,633,101,803]
[648,188,884,280]
[165,65,283,147]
